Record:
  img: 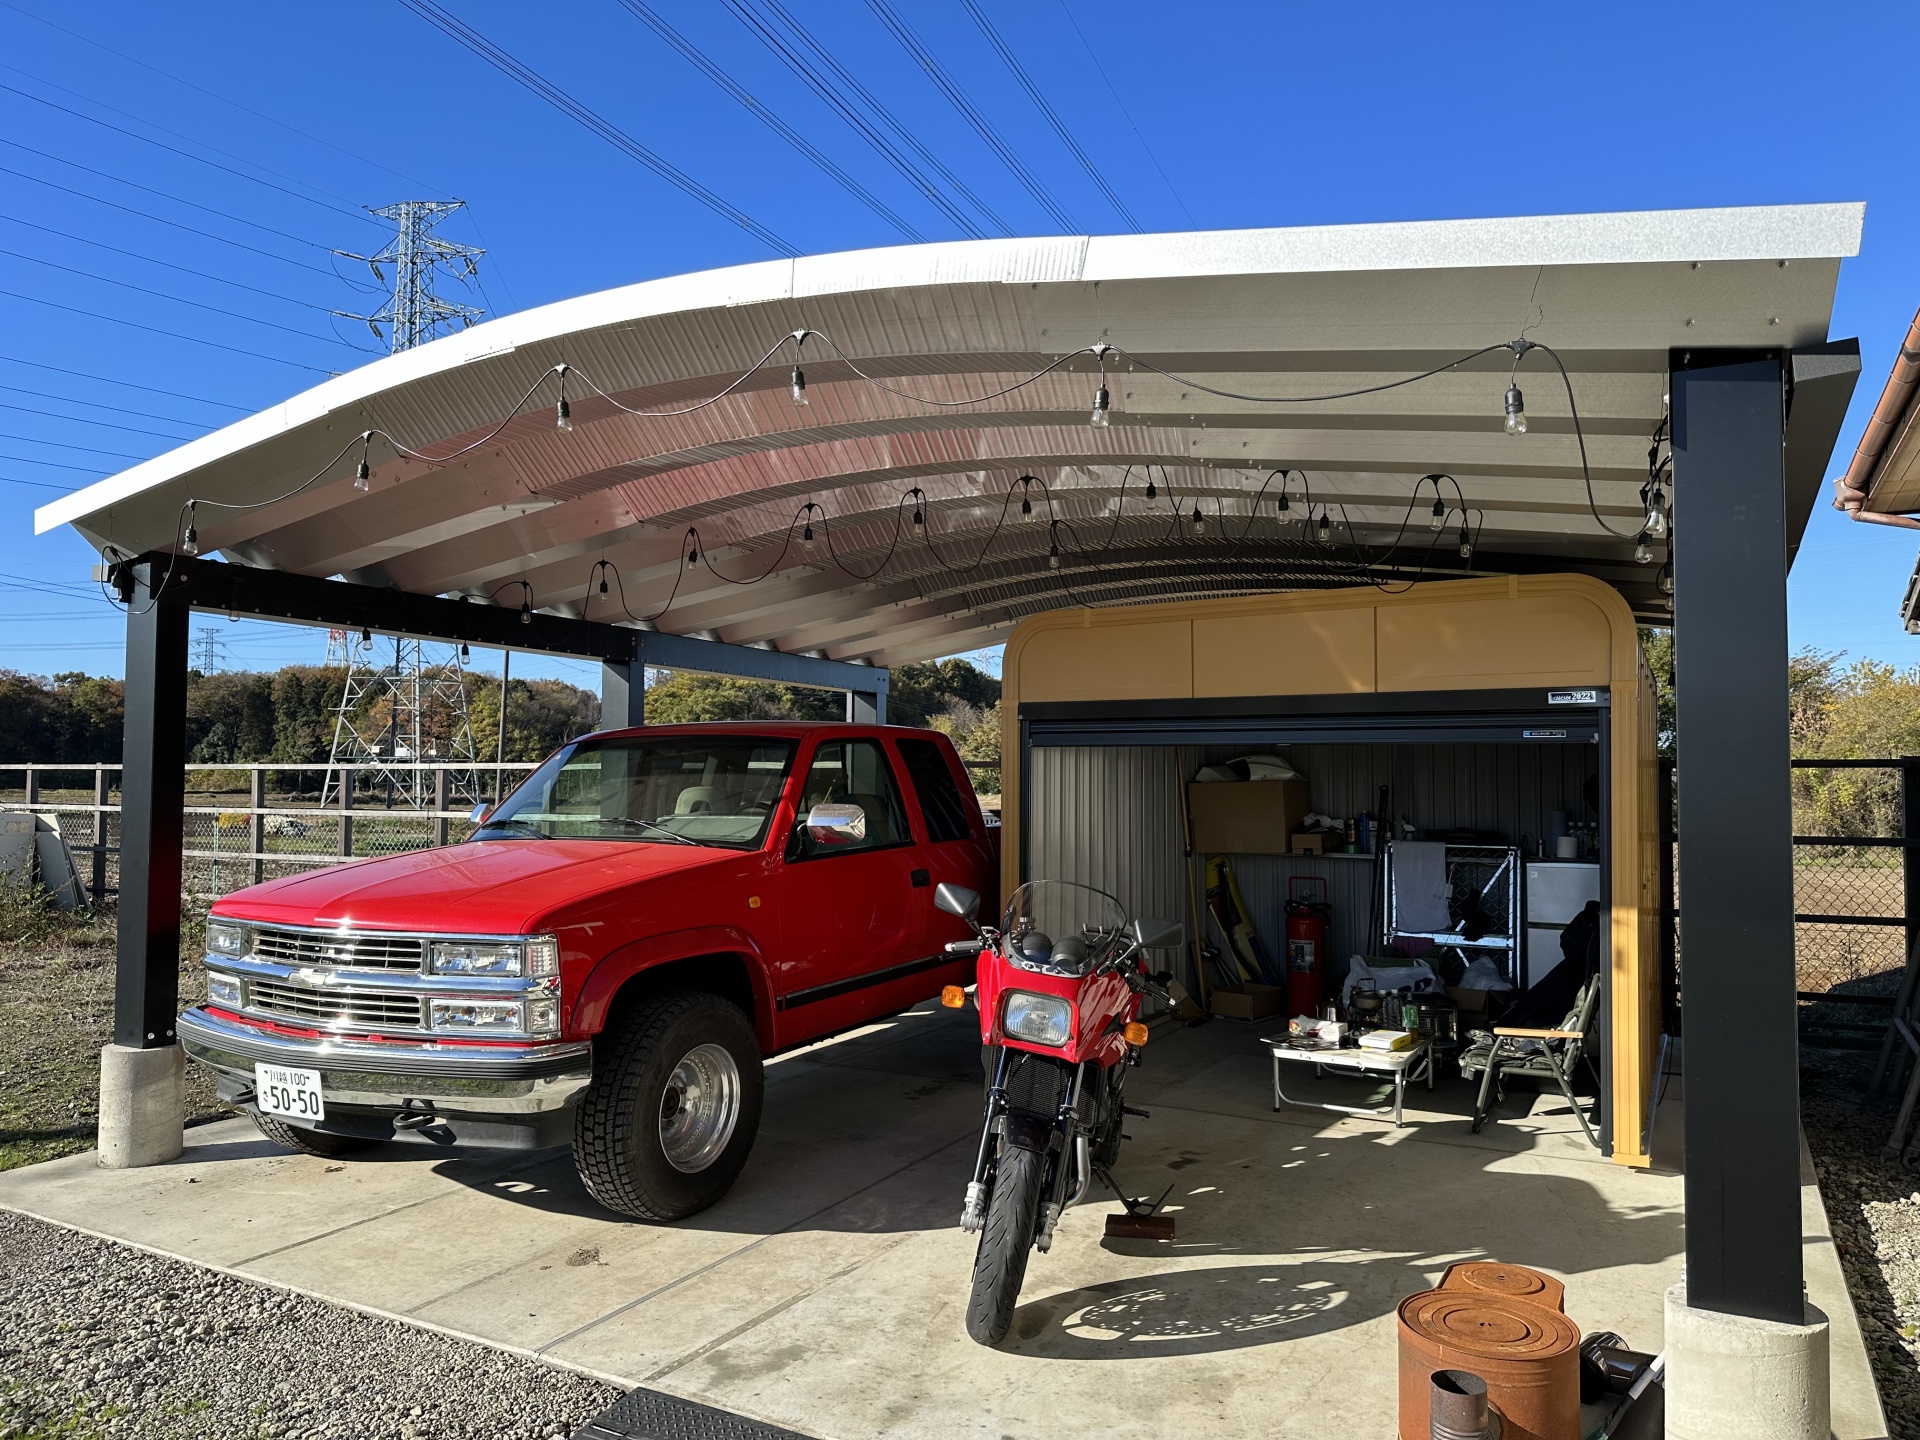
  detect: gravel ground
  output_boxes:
[1803,1043,1920,1439]
[0,1210,621,1440]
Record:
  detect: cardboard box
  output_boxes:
[1188,779,1310,854]
[1289,832,1325,855]
[1209,983,1287,1020]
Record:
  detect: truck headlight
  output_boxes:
[429,999,526,1033]
[1002,991,1072,1047]
[524,936,560,978]
[525,997,559,1037]
[206,973,242,1008]
[205,920,249,959]
[429,941,524,976]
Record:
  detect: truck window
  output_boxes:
[478,737,796,848]
[896,738,972,843]
[793,739,911,857]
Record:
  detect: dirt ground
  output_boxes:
[0,892,225,1173]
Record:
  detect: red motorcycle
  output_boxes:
[934,879,1184,1346]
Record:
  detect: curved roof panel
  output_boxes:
[36,204,1862,664]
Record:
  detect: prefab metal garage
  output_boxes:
[999,573,1659,1162]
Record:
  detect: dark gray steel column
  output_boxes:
[1670,352,1800,1322]
[601,658,641,730]
[847,688,883,724]
[115,567,190,1049]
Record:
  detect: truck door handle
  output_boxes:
[911,869,930,887]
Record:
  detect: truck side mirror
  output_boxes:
[467,803,490,824]
[934,883,980,922]
[805,802,866,844]
[1129,917,1185,950]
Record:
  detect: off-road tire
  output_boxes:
[247,1111,375,1158]
[966,1142,1045,1345]
[574,991,764,1222]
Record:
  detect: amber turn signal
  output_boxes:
[1123,1021,1150,1046]
[941,985,968,1009]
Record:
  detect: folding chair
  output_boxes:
[1459,976,1601,1147]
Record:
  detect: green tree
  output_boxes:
[640,671,841,724]
[888,658,1000,728]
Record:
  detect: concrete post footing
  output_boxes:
[97,1042,185,1168]
[1664,1282,1830,1440]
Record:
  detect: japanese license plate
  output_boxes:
[254,1063,325,1122]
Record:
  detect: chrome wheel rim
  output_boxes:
[658,1042,741,1173]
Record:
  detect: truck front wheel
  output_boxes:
[574,991,765,1221]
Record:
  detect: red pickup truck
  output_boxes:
[178,722,997,1221]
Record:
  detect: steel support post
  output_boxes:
[114,570,190,1049]
[250,768,266,887]
[847,688,884,724]
[91,766,109,905]
[1904,758,1920,969]
[1671,352,1801,1323]
[601,658,641,730]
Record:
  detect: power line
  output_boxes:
[0,137,347,255]
[0,160,370,283]
[0,451,111,471]
[1052,0,1193,226]
[0,400,193,441]
[398,0,800,258]
[614,0,925,242]
[958,0,1141,231]
[0,0,448,197]
[0,430,148,460]
[0,289,335,373]
[0,382,210,428]
[0,212,356,313]
[0,355,246,411]
[0,474,75,490]
[727,0,1010,239]
[863,0,1079,233]
[0,77,383,228]
[0,245,371,350]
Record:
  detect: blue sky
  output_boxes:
[1,0,1916,692]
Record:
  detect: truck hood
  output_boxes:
[211,840,738,934]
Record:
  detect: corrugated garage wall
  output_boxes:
[1025,741,1599,995]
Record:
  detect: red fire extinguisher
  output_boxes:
[1285,877,1331,1017]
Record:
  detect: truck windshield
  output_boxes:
[477,736,796,848]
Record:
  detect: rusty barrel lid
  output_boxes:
[1397,1291,1580,1440]
[1440,1261,1567,1312]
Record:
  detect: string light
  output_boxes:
[519,590,533,623]
[353,431,373,492]
[1020,476,1035,520]
[1657,560,1674,596]
[1429,497,1446,530]
[1145,475,1157,500]
[1633,533,1653,565]
[1277,490,1290,515]
[1458,523,1472,560]
[1048,522,1062,569]
[688,536,699,565]
[910,488,924,528]
[1644,485,1669,538]
[181,500,199,555]
[1090,342,1111,428]
[790,364,809,406]
[1191,504,1205,536]
[1317,511,1331,541]
[1503,382,1527,436]
[555,364,573,433]
[359,625,371,645]
[459,642,470,661]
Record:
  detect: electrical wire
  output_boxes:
[0,212,358,314]
[0,384,212,431]
[0,287,335,373]
[1525,339,1639,539]
[0,355,246,410]
[728,0,1011,239]
[0,400,191,441]
[957,0,1141,231]
[0,244,376,350]
[864,0,1079,233]
[803,328,1093,406]
[399,0,800,259]
[0,78,382,228]
[613,0,926,243]
[0,160,365,282]
[1052,0,1193,226]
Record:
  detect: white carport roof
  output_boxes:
[36,204,1863,665]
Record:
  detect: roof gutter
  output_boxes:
[1833,305,1920,530]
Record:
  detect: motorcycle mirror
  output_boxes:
[467,803,491,824]
[934,883,981,922]
[1129,917,1185,950]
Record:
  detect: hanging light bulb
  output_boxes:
[1633,533,1654,565]
[1644,485,1669,538]
[353,457,371,491]
[1277,490,1290,515]
[1458,523,1473,561]
[1503,382,1527,436]
[790,365,809,406]
[911,489,924,528]
[1048,525,1062,569]
[1318,511,1332,541]
[1657,561,1675,596]
[1191,504,1206,536]
[688,541,699,565]
[1429,497,1447,530]
[459,643,470,662]
[1145,476,1157,500]
[802,519,815,546]
[519,591,534,624]
[1090,382,1110,427]
[360,626,372,645]
[555,395,574,433]
[1020,491,1034,520]
[597,566,609,596]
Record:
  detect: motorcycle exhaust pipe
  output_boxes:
[1068,1134,1091,1206]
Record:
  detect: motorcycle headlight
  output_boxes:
[429,940,524,976]
[205,919,249,959]
[1002,991,1072,1047]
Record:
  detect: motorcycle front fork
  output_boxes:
[960,1051,1090,1253]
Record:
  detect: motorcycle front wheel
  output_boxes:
[965,1141,1046,1346]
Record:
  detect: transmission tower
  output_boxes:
[191,627,225,673]
[322,634,481,809]
[337,200,484,353]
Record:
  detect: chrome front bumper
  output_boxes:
[178,1006,593,1117]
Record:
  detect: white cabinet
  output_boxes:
[1525,861,1600,987]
